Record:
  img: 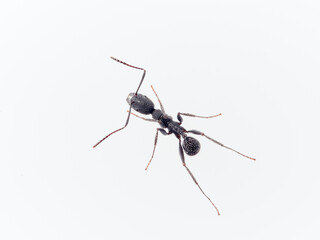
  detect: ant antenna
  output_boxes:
[110,57,146,95]
[93,57,146,148]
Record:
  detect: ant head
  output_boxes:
[183,137,201,156]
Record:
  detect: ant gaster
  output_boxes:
[93,57,256,215]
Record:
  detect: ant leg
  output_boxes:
[177,112,222,124]
[127,110,158,122]
[178,137,220,215]
[145,128,170,170]
[110,57,146,94]
[187,130,256,161]
[93,105,134,148]
[150,85,166,114]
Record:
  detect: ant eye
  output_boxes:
[183,137,200,156]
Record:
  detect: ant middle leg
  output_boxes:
[145,128,170,170]
[187,130,256,161]
[177,112,222,124]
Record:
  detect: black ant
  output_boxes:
[93,57,255,215]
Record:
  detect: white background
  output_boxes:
[1,0,320,239]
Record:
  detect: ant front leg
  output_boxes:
[150,85,166,114]
[177,112,222,125]
[145,128,170,170]
[127,110,158,122]
[178,136,220,215]
[187,130,256,161]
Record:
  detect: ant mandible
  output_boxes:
[93,57,256,215]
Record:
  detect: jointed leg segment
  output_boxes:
[178,137,220,215]
[145,128,170,170]
[177,112,222,124]
[187,129,256,161]
[127,110,158,122]
[151,85,166,114]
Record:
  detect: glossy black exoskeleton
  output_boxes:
[93,57,255,215]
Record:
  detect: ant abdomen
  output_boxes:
[183,137,201,156]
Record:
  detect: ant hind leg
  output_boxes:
[187,129,256,161]
[177,136,220,215]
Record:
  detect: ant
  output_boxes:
[93,57,255,215]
